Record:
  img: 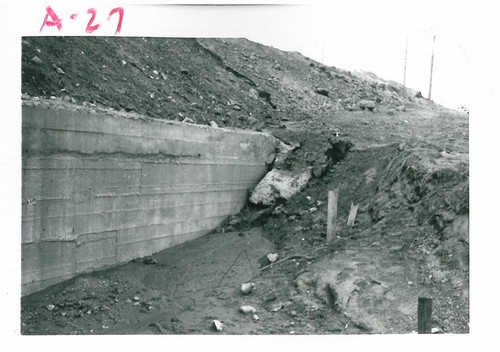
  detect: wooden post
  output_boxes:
[418,297,433,334]
[347,203,359,227]
[326,189,338,241]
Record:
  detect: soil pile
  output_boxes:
[21,37,468,334]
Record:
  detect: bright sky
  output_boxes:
[2,0,488,110]
[120,1,480,110]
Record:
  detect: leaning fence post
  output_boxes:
[347,202,359,227]
[326,189,339,241]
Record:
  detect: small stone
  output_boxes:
[359,100,376,111]
[30,56,43,64]
[142,257,157,265]
[232,105,241,111]
[239,305,257,314]
[55,67,65,75]
[121,60,127,66]
[385,291,397,301]
[133,296,141,301]
[267,253,278,263]
[271,303,284,312]
[46,304,55,311]
[249,88,259,100]
[315,88,329,97]
[212,319,224,332]
[210,121,218,128]
[152,70,159,75]
[253,314,259,321]
[241,282,255,295]
[180,68,189,74]
[290,310,297,316]
[415,91,423,98]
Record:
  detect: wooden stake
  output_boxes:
[418,297,433,334]
[347,203,359,227]
[326,189,338,241]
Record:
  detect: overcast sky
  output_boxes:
[117,1,478,110]
[119,1,484,110]
[3,0,488,109]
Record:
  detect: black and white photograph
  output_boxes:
[0,0,497,348]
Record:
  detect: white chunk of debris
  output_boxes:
[250,168,312,206]
[267,253,278,263]
[212,320,224,332]
[241,282,255,295]
[239,305,257,314]
[210,121,218,128]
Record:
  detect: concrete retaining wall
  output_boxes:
[21,105,277,296]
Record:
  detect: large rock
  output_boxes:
[250,169,312,206]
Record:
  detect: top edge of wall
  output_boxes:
[21,98,274,138]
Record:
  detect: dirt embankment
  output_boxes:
[21,37,468,334]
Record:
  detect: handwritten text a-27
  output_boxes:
[40,6,124,35]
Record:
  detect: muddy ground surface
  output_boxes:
[21,37,469,335]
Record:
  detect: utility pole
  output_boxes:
[403,35,408,87]
[428,34,436,100]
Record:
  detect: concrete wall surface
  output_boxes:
[21,105,277,296]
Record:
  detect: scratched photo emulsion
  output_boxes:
[20,35,469,335]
